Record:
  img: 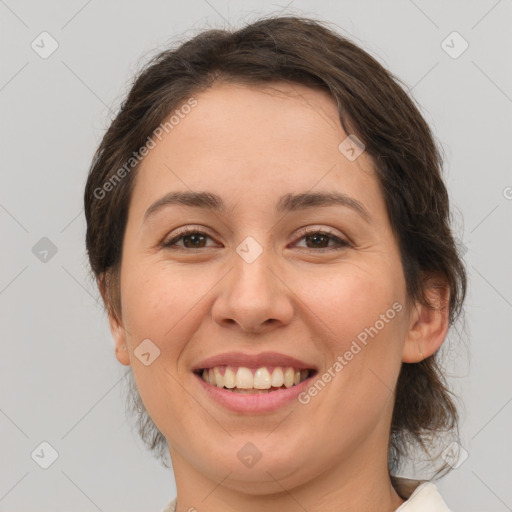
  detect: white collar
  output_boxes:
[395,481,451,511]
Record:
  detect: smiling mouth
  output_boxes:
[194,365,317,393]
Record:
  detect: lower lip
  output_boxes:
[193,372,315,413]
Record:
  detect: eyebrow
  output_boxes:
[143,190,371,224]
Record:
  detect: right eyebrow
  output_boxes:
[144,191,228,221]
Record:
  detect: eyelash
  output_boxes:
[161,226,351,252]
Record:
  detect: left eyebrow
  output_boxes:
[143,190,372,224]
[275,191,372,224]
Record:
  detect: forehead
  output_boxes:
[147,82,355,161]
[131,82,379,217]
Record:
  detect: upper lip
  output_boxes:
[192,351,318,372]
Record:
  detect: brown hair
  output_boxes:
[84,15,467,480]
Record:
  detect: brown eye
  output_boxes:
[294,229,350,252]
[162,227,350,252]
[304,232,331,249]
[163,229,215,250]
[180,232,208,249]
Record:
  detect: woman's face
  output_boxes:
[111,82,415,496]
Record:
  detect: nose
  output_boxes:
[211,243,294,334]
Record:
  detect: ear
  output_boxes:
[98,273,130,367]
[107,314,131,366]
[402,276,450,363]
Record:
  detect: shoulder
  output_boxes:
[394,478,452,511]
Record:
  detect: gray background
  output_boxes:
[1,0,511,511]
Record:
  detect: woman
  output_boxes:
[84,15,467,512]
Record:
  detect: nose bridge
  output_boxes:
[232,234,278,299]
[213,233,294,332]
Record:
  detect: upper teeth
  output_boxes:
[201,366,310,389]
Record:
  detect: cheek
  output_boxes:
[295,263,404,345]
[120,261,202,341]
[295,264,406,411]
[118,263,207,430]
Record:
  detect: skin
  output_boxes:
[106,82,449,512]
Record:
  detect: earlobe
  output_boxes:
[109,314,131,366]
[402,279,450,363]
[97,272,130,367]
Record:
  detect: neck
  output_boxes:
[170,440,405,512]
